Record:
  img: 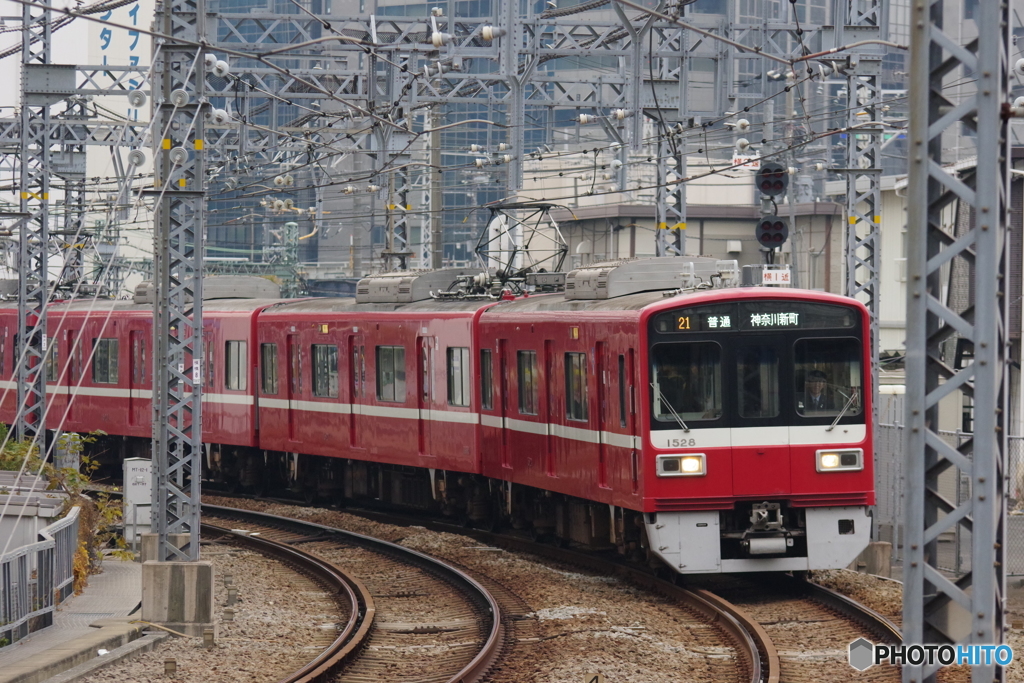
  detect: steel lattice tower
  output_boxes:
[904,1,1011,681]
[149,0,207,562]
[16,0,54,441]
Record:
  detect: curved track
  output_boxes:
[202,504,503,683]
[694,573,902,682]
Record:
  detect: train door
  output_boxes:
[544,340,555,476]
[498,339,510,469]
[596,342,608,488]
[626,349,639,493]
[349,335,364,448]
[129,330,147,427]
[417,336,433,456]
[287,334,301,441]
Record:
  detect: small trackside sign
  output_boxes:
[760,267,791,285]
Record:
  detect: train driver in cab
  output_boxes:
[799,369,836,414]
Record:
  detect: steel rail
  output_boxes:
[202,504,504,683]
[203,496,775,683]
[200,520,375,683]
[800,577,902,644]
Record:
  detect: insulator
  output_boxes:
[611,108,629,120]
[735,118,750,132]
[735,137,750,152]
[343,185,357,194]
[366,184,380,193]
[577,114,593,125]
[474,158,488,167]
[127,90,147,108]
[127,150,147,167]
[170,89,190,107]
[431,31,451,47]
[274,176,286,186]
[481,25,506,41]
[498,142,509,151]
[168,147,188,165]
[213,60,230,77]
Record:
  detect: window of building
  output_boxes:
[312,344,339,398]
[517,350,539,415]
[225,341,247,391]
[480,349,493,410]
[261,344,278,394]
[447,347,471,406]
[565,352,588,421]
[92,338,119,384]
[45,343,58,382]
[376,346,406,402]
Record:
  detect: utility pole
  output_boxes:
[904,2,1011,681]
[430,107,443,269]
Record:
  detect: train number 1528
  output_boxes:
[667,438,697,448]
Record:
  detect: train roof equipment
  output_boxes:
[564,257,741,300]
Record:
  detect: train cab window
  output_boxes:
[92,338,119,384]
[446,347,471,407]
[261,344,278,394]
[480,349,493,410]
[517,350,539,415]
[737,347,779,419]
[565,352,588,421]
[376,345,406,402]
[651,343,722,423]
[45,343,58,382]
[794,338,863,417]
[225,341,247,391]
[312,344,339,398]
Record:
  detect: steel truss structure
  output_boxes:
[841,0,886,417]
[149,0,207,562]
[15,0,55,441]
[904,1,1012,681]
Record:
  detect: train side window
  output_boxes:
[517,350,539,415]
[480,349,493,410]
[446,347,471,407]
[261,344,278,394]
[312,344,339,398]
[0,328,6,375]
[45,343,58,382]
[225,341,247,391]
[376,345,406,402]
[565,352,588,421]
[618,354,627,427]
[92,338,118,384]
[737,346,779,418]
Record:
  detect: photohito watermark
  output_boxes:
[849,638,1014,670]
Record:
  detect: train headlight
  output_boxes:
[816,448,863,472]
[657,453,706,477]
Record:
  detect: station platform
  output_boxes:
[0,558,144,683]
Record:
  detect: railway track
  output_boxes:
[203,496,906,682]
[202,504,503,683]
[693,573,902,682]
[203,498,772,683]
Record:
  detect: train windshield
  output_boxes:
[649,301,864,429]
[651,343,723,423]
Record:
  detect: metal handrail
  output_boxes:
[0,506,80,647]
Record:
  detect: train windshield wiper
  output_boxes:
[651,382,689,433]
[826,391,859,432]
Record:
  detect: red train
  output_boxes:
[0,257,874,574]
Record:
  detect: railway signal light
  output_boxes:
[756,215,789,247]
[756,162,788,197]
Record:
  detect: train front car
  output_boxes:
[642,288,873,573]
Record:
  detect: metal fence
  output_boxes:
[0,506,79,646]
[875,424,1024,576]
